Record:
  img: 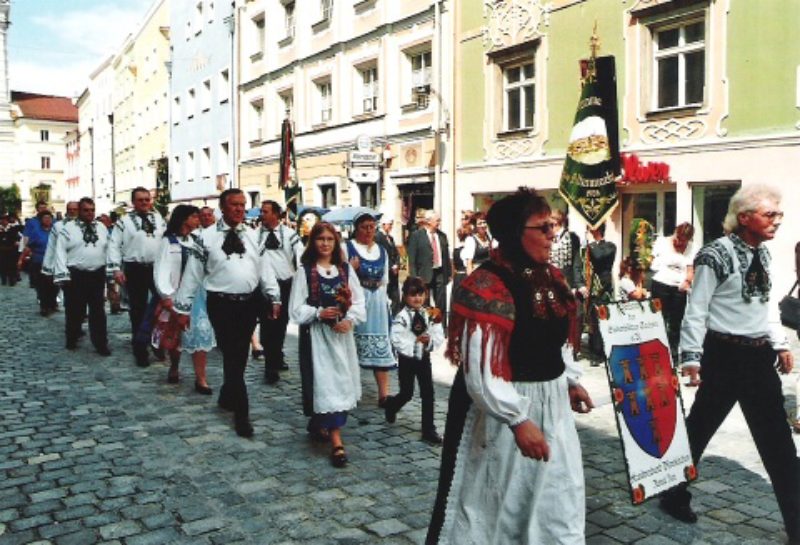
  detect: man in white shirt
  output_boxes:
[53,197,110,356]
[257,200,303,384]
[107,187,166,367]
[175,189,281,438]
[660,184,798,545]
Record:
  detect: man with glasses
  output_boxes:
[257,200,303,384]
[659,184,798,545]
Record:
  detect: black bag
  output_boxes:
[779,281,800,330]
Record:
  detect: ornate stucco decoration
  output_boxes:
[483,0,551,52]
[641,118,707,144]
[491,138,537,160]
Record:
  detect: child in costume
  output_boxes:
[383,276,445,444]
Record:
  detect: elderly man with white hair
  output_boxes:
[406,209,452,328]
[659,184,798,545]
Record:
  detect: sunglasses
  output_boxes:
[523,221,557,234]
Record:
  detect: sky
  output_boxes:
[7,0,152,98]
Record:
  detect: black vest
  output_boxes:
[482,262,568,382]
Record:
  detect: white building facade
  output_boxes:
[170,0,236,203]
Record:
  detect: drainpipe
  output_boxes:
[108,113,116,204]
[88,126,95,201]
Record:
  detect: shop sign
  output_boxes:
[349,151,381,165]
[620,153,671,185]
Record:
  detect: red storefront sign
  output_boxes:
[619,153,671,185]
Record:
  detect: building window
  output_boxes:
[194,1,204,34]
[360,67,378,114]
[284,2,295,39]
[317,81,332,123]
[201,79,211,112]
[40,130,49,142]
[41,156,51,170]
[250,100,264,141]
[652,18,705,110]
[219,142,230,174]
[320,0,333,21]
[252,15,265,60]
[358,183,378,209]
[503,60,535,131]
[319,182,337,207]
[201,147,211,181]
[187,151,195,182]
[187,88,196,118]
[408,50,432,109]
[218,69,230,103]
[691,182,739,247]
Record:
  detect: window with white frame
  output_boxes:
[317,80,332,123]
[41,156,51,170]
[218,69,230,103]
[250,99,264,141]
[219,142,230,174]
[201,79,211,111]
[186,151,195,182]
[320,0,333,21]
[278,90,294,121]
[652,17,705,110]
[187,88,196,118]
[194,1,203,34]
[360,67,378,114]
[252,14,265,59]
[319,182,337,207]
[503,60,535,131]
[410,50,432,89]
[40,130,49,142]
[284,2,295,39]
[201,147,211,180]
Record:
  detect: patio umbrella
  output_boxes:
[245,207,260,220]
[321,206,382,226]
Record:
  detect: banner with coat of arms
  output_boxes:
[597,300,696,504]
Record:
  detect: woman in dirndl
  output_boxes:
[153,204,215,393]
[426,188,594,545]
[344,211,397,407]
[290,221,366,467]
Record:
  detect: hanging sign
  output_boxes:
[597,300,696,504]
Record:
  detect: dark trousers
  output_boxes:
[388,271,400,314]
[0,249,17,285]
[651,281,687,354]
[29,262,58,310]
[385,354,436,434]
[667,334,799,539]
[64,267,107,349]
[124,262,157,354]
[207,292,259,419]
[259,279,292,371]
[428,268,448,329]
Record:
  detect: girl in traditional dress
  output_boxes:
[427,188,594,545]
[290,222,366,467]
[344,212,397,407]
[153,205,215,393]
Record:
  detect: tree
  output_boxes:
[154,157,170,217]
[0,184,22,216]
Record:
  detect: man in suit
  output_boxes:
[406,210,452,328]
[375,217,400,313]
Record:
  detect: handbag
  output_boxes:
[779,281,800,330]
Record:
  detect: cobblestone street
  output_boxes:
[1,283,798,544]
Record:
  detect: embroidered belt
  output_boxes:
[707,329,770,347]
[359,278,382,290]
[207,290,255,302]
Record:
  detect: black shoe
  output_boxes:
[251,349,263,360]
[96,346,112,356]
[422,431,443,445]
[331,445,348,468]
[264,370,280,385]
[66,341,77,350]
[194,382,213,395]
[135,355,150,367]
[167,372,179,384]
[384,399,397,424]
[378,397,388,409]
[234,415,254,438]
[39,308,48,317]
[659,496,697,523]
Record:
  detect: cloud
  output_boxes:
[10,58,98,98]
[30,6,145,57]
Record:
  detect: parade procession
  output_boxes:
[1,0,800,544]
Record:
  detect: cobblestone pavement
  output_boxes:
[1,282,798,544]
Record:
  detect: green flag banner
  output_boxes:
[558,55,620,229]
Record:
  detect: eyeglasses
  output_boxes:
[752,210,784,221]
[524,221,557,234]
